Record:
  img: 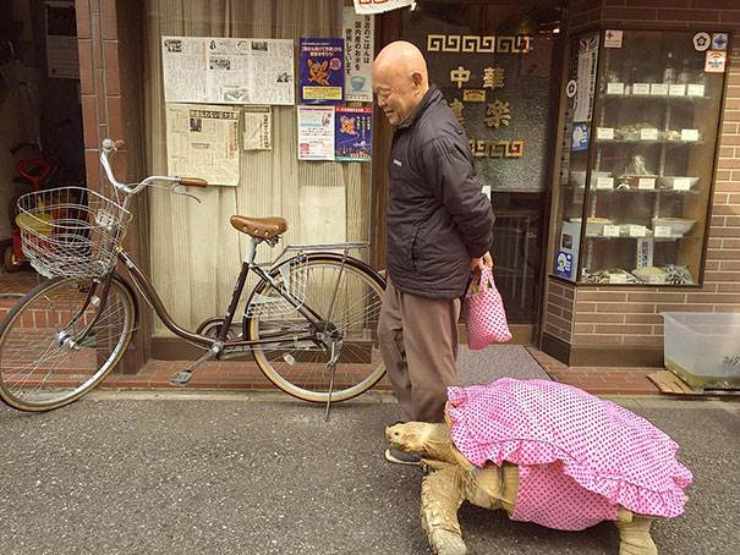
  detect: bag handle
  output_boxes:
[468,266,495,295]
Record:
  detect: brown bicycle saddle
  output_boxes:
[230,215,288,239]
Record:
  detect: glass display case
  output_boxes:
[553,29,728,286]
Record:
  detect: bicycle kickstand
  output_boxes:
[170,343,223,386]
[325,341,340,421]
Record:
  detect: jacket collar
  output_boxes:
[396,85,442,130]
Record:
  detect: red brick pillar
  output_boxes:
[75,0,151,373]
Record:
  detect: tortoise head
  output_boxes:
[385,422,453,461]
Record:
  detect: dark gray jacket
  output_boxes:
[386,86,495,299]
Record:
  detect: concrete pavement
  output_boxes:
[1,391,738,554]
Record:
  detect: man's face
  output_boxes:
[372,66,419,126]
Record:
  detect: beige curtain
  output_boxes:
[143,0,371,335]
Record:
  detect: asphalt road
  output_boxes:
[1,391,738,554]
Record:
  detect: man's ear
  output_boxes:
[411,71,424,88]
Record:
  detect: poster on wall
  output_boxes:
[45,0,79,79]
[343,7,374,102]
[243,106,272,150]
[335,106,372,162]
[162,36,295,105]
[353,0,415,14]
[299,38,345,104]
[573,34,599,123]
[166,104,240,186]
[297,105,335,161]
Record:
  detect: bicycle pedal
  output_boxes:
[170,369,193,386]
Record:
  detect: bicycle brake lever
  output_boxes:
[172,184,202,204]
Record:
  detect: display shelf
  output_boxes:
[552,29,726,286]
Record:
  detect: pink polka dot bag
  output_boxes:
[464,267,512,350]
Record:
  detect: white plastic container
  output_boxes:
[661,312,740,390]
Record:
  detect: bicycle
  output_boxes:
[0,139,386,413]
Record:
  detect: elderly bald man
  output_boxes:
[374,41,495,465]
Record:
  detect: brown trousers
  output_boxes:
[377,279,461,423]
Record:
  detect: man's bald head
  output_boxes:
[373,41,430,125]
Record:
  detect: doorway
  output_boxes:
[0,0,85,295]
[397,1,563,343]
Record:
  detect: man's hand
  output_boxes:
[470,251,494,271]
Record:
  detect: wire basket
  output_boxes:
[16,187,132,279]
[246,256,309,318]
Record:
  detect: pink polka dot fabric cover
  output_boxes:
[446,379,693,531]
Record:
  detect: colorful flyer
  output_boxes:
[297,105,335,161]
[299,38,345,104]
[335,106,373,162]
[705,50,727,73]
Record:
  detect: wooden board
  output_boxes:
[649,370,740,397]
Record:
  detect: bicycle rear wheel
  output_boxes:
[0,274,136,411]
[245,254,386,403]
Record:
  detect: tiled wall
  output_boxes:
[543,1,740,364]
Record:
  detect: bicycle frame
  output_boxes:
[113,238,364,356]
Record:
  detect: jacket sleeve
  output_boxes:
[421,136,495,258]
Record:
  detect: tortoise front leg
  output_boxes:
[420,466,468,555]
[616,516,658,555]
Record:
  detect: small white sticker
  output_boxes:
[654,225,672,238]
[705,50,727,73]
[596,127,614,140]
[640,128,659,141]
[681,129,699,142]
[638,178,656,190]
[604,30,623,48]
[673,178,691,191]
[693,32,711,52]
[482,185,491,199]
[566,79,578,98]
[687,84,705,97]
[632,83,650,95]
[606,82,624,95]
[603,225,621,238]
[668,84,686,96]
[712,33,728,51]
[650,84,668,96]
[596,177,614,190]
[629,225,647,238]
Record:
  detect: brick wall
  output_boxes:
[542,1,740,365]
[75,0,150,373]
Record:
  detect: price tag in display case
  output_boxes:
[687,84,705,97]
[596,177,614,190]
[640,128,659,141]
[607,82,625,95]
[673,178,692,191]
[681,129,699,142]
[632,83,650,95]
[654,225,672,238]
[629,225,647,238]
[603,224,621,237]
[609,273,628,284]
[638,178,656,190]
[669,84,686,96]
[650,83,668,96]
[596,127,614,140]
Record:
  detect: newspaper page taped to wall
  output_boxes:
[243,106,272,150]
[162,36,295,105]
[166,104,241,186]
[353,0,414,15]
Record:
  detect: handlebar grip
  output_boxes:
[179,177,208,188]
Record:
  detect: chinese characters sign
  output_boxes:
[343,7,374,102]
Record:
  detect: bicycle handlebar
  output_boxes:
[100,138,209,196]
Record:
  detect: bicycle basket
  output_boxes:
[16,186,132,278]
[246,256,309,318]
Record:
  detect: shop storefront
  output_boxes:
[4,0,737,375]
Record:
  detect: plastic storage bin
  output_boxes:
[661,312,740,390]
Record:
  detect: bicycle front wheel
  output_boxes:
[0,275,136,411]
[245,254,386,403]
